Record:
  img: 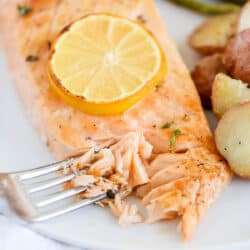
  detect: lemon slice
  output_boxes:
[48,14,166,115]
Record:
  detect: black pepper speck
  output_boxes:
[106,189,116,199]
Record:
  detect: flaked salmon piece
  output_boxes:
[87,148,115,177]
[66,133,151,217]
[73,174,119,199]
[68,133,150,224]
[109,195,144,225]
[139,147,230,240]
[142,177,196,205]
[146,153,186,177]
[72,175,97,187]
[0,0,232,241]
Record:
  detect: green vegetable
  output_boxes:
[169,129,182,149]
[17,5,31,16]
[169,0,240,15]
[226,0,247,5]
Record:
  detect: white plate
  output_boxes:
[1,1,250,249]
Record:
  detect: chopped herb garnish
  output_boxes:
[162,122,173,129]
[26,55,39,62]
[17,5,31,16]
[169,129,181,149]
[47,40,52,50]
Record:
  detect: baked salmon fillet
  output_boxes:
[0,0,232,241]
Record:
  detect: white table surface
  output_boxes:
[0,215,80,250]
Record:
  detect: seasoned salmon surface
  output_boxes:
[0,0,232,241]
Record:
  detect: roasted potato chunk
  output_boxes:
[189,12,238,55]
[223,29,250,83]
[191,53,226,108]
[215,101,250,178]
[237,1,250,32]
[212,73,250,117]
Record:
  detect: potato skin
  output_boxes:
[215,101,250,178]
[192,53,226,109]
[189,13,238,55]
[223,29,250,83]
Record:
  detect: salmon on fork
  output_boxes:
[0,0,232,241]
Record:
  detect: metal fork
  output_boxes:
[0,157,107,222]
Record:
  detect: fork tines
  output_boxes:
[2,157,107,222]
